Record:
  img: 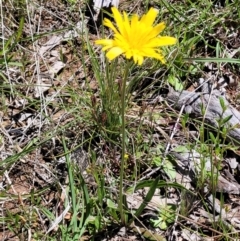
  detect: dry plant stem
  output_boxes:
[119,61,131,224]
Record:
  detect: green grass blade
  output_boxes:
[62,137,78,235]
[185,57,240,64]
[128,177,159,225]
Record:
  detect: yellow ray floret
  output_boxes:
[95,7,177,65]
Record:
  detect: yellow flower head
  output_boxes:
[95,7,177,65]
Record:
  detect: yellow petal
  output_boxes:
[144,50,166,64]
[103,18,119,34]
[130,13,139,27]
[157,36,177,46]
[111,7,124,35]
[114,34,129,47]
[102,45,113,51]
[140,8,158,26]
[156,56,166,64]
[125,50,133,59]
[95,39,113,46]
[145,36,177,47]
[130,14,140,40]
[140,23,165,45]
[106,47,125,60]
[122,11,131,40]
[147,22,166,39]
[135,55,144,65]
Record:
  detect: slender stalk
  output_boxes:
[119,61,130,224]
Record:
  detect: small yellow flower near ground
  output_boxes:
[95,7,177,65]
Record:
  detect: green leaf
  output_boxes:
[209,132,217,144]
[128,176,160,224]
[219,97,227,112]
[107,199,117,209]
[172,145,188,153]
[152,156,162,166]
[0,35,13,56]
[221,115,232,125]
[181,113,189,128]
[159,220,168,230]
[151,217,165,228]
[107,199,119,221]
[16,16,24,42]
[167,75,184,91]
[95,216,100,230]
[189,64,198,74]
[151,204,176,230]
[163,161,176,180]
[7,62,23,67]
[161,205,176,223]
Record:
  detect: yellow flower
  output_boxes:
[95,7,177,65]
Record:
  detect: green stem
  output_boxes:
[119,61,130,224]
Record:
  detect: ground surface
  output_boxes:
[0,0,240,240]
